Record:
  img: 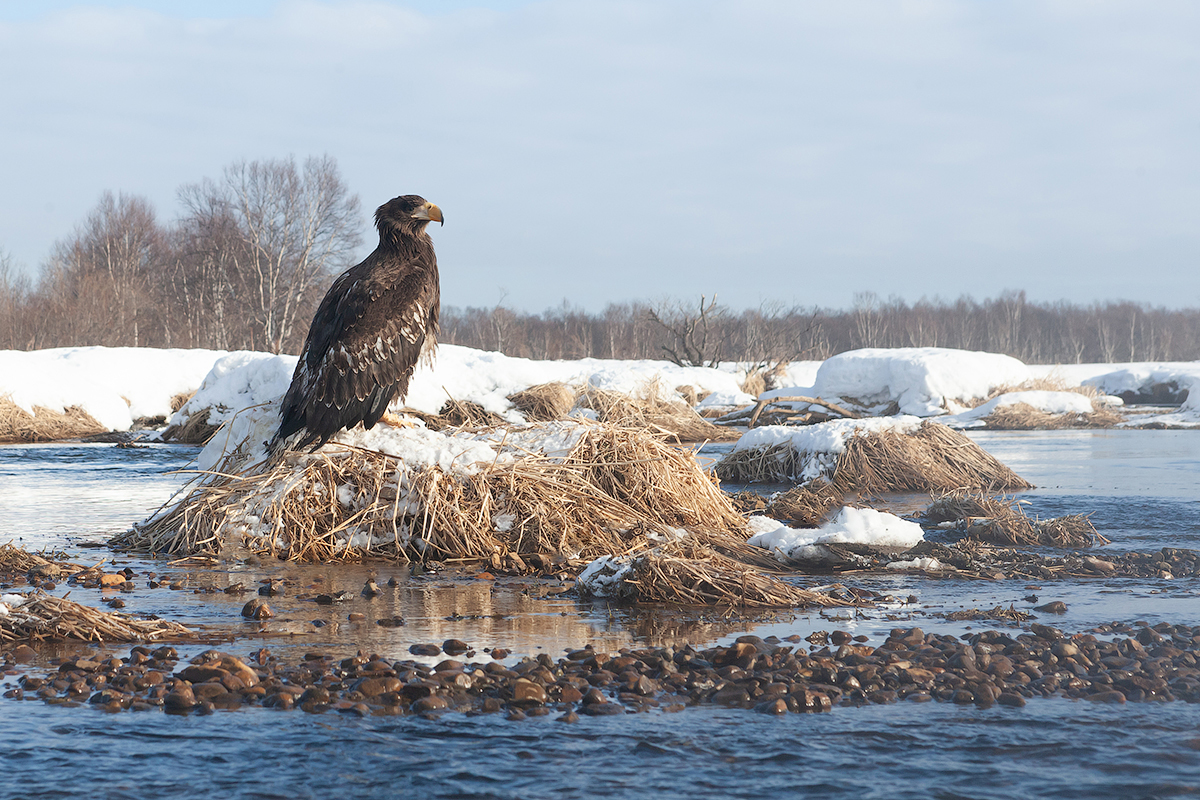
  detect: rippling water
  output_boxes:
[2,432,1199,800]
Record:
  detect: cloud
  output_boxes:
[1,0,1198,311]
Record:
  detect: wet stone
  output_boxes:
[511,678,548,706]
[1034,601,1068,614]
[409,644,441,657]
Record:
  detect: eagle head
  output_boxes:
[375,194,444,234]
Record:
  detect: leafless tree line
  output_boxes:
[442,290,1200,367]
[0,155,361,353]
[3,166,1198,367]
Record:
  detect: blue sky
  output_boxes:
[1,1,1198,312]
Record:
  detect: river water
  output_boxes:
[1,431,1199,800]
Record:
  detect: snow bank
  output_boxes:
[939,390,1097,429]
[1083,363,1200,407]
[747,507,925,562]
[729,416,923,483]
[175,342,754,435]
[403,345,753,418]
[796,348,1030,417]
[0,347,227,431]
[169,351,296,431]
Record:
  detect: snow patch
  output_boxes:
[0,346,227,431]
[807,348,1030,417]
[939,391,1096,429]
[748,507,925,562]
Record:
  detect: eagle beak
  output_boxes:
[415,202,444,226]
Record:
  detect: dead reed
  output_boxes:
[0,593,192,643]
[717,421,1032,492]
[576,385,741,443]
[621,543,857,609]
[926,489,1108,548]
[0,395,106,443]
[978,402,1125,430]
[114,422,752,564]
[765,479,844,526]
[161,407,222,445]
[508,382,578,422]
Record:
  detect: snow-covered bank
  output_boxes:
[0,347,227,431]
[757,348,1030,418]
[938,390,1102,429]
[3,344,1197,437]
[747,507,925,563]
[170,343,755,439]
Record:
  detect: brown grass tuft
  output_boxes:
[977,401,1124,430]
[0,395,107,443]
[0,592,192,643]
[169,391,195,414]
[716,421,1032,493]
[926,489,1108,548]
[113,422,754,565]
[612,542,857,609]
[507,382,578,422]
[161,406,223,445]
[765,479,844,526]
[576,382,741,443]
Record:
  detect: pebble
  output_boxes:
[241,599,273,619]
[1034,601,1068,614]
[11,620,1200,722]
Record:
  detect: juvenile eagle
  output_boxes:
[270,194,443,453]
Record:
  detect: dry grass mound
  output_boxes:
[0,593,192,643]
[0,395,106,443]
[169,391,195,414]
[620,543,856,609]
[717,421,1032,493]
[0,543,83,581]
[926,489,1108,548]
[114,422,752,564]
[430,399,504,429]
[978,401,1124,430]
[576,385,741,443]
[508,382,578,422]
[765,479,844,526]
[161,407,223,445]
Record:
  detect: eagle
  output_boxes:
[269,194,443,454]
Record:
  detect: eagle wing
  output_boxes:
[277,260,439,450]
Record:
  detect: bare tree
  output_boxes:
[648,294,730,367]
[177,155,362,353]
[33,193,166,348]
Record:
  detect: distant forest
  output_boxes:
[2,156,1198,368]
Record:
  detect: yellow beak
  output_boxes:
[415,202,443,225]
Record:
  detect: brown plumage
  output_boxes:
[271,194,442,453]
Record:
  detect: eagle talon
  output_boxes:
[380,412,420,429]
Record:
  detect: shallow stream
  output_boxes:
[1,431,1198,799]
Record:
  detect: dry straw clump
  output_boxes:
[0,543,82,581]
[617,542,856,609]
[0,395,106,443]
[926,489,1108,548]
[507,382,578,422]
[973,378,1124,430]
[765,479,843,527]
[977,401,1124,431]
[161,407,223,445]
[717,421,1032,493]
[575,383,741,443]
[115,421,752,565]
[0,593,192,643]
